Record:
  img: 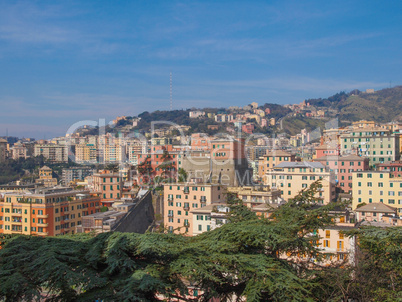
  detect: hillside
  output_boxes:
[89,85,402,138]
[307,86,402,122]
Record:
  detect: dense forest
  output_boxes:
[0,183,400,301]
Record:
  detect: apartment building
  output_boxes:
[258,150,295,179]
[34,144,68,163]
[136,147,179,184]
[264,161,335,204]
[75,144,97,164]
[0,138,7,163]
[103,144,126,163]
[10,142,27,160]
[316,225,356,264]
[314,144,340,159]
[226,185,281,205]
[191,204,230,236]
[163,180,224,236]
[314,155,369,194]
[62,167,95,186]
[377,160,402,178]
[352,171,402,214]
[0,188,101,236]
[340,128,400,168]
[92,170,123,203]
[246,146,270,162]
[180,137,252,186]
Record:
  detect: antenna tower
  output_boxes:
[170,72,172,111]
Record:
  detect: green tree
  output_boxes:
[0,182,399,301]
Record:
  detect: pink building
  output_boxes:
[314,155,369,194]
[377,160,402,178]
[315,144,340,158]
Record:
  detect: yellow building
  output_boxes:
[75,144,97,164]
[226,185,281,205]
[258,150,295,179]
[264,161,335,204]
[352,171,402,215]
[35,166,58,187]
[163,180,224,236]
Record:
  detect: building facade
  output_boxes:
[34,144,68,163]
[0,188,101,236]
[264,162,335,204]
[340,128,400,168]
[163,180,224,236]
[314,155,369,194]
[352,171,402,214]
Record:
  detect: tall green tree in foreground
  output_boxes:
[0,181,400,301]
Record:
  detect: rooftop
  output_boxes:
[275,161,325,169]
[354,203,396,213]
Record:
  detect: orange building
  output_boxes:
[0,187,101,236]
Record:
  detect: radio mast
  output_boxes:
[170,72,173,111]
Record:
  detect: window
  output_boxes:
[325,230,330,238]
[198,225,202,231]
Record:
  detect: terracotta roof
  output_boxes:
[354,203,396,213]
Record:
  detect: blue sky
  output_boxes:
[0,0,401,138]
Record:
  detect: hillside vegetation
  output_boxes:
[307,86,402,122]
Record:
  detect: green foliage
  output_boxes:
[0,156,46,184]
[0,182,400,301]
[281,116,325,136]
[100,206,109,212]
[178,168,188,182]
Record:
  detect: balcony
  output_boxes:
[183,206,190,211]
[11,212,22,216]
[167,197,173,201]
[200,197,207,203]
[12,218,22,224]
[167,213,174,217]
[184,222,190,227]
[336,248,345,252]
[37,214,49,219]
[37,222,49,227]
[183,187,190,194]
[37,232,49,236]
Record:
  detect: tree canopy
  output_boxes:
[0,182,401,301]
